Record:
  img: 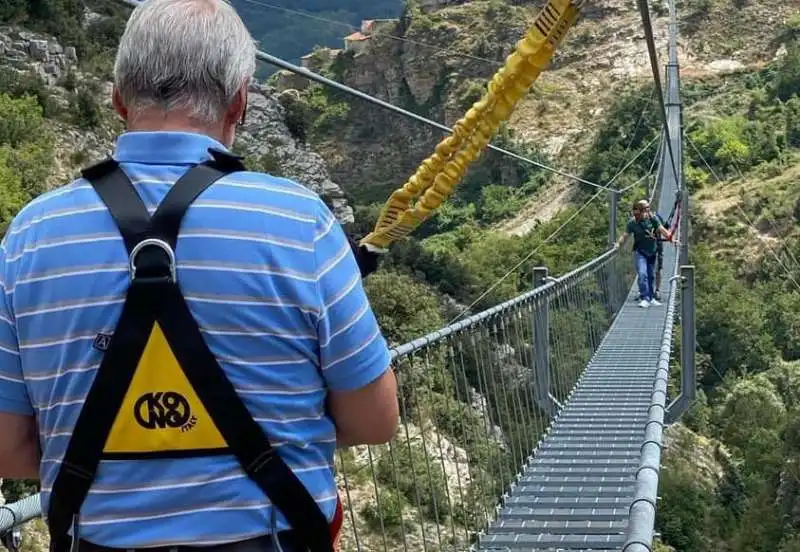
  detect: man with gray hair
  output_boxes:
[0,1,398,551]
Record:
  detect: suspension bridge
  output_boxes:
[0,0,699,550]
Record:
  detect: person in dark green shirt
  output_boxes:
[614,199,674,307]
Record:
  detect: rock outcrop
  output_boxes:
[662,423,730,489]
[237,83,354,223]
[0,27,77,85]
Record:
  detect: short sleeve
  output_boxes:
[626,219,635,234]
[0,243,32,415]
[313,201,391,392]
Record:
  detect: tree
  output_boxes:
[364,269,444,345]
[72,88,102,129]
[0,94,45,148]
[694,247,778,378]
[0,153,28,226]
[786,96,800,148]
[776,45,800,102]
[657,462,716,551]
[716,376,785,478]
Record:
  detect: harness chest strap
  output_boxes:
[47,150,338,552]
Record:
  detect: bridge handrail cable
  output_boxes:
[392,246,617,359]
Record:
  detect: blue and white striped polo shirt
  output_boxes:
[0,131,392,547]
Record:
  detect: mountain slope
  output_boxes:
[278,0,797,233]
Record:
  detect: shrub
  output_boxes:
[776,45,800,102]
[0,94,45,147]
[361,488,406,534]
[375,440,451,523]
[71,87,102,129]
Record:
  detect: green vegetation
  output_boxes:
[0,93,55,225]
[361,487,406,535]
[0,0,118,131]
[655,31,800,552]
[684,43,800,185]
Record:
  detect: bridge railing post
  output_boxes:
[608,189,618,250]
[666,264,696,423]
[533,267,559,416]
[679,189,689,267]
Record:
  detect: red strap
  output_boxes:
[330,496,344,550]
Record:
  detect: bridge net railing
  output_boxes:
[335,249,632,552]
[0,250,634,552]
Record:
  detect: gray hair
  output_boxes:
[114,0,257,124]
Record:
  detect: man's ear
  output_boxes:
[112,87,128,122]
[225,85,248,127]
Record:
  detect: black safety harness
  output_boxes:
[657,189,682,240]
[47,149,340,552]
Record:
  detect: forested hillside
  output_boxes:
[0,0,799,551]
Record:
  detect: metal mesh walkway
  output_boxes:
[476,244,677,551]
[477,0,685,547]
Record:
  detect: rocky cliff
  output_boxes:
[278,0,796,224]
[236,84,353,223]
[0,25,353,224]
[0,27,77,85]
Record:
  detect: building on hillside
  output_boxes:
[343,31,369,53]
[300,47,339,70]
[361,19,399,35]
[342,18,399,53]
[300,53,314,69]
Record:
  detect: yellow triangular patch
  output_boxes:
[104,322,227,454]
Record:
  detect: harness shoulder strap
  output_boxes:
[82,158,151,251]
[347,233,380,277]
[48,150,334,552]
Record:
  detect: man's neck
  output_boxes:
[126,109,227,145]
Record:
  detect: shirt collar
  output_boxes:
[113,131,230,165]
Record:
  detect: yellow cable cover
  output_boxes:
[361,0,585,251]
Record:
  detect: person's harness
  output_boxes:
[347,233,381,278]
[631,217,660,260]
[47,149,342,552]
[658,190,682,242]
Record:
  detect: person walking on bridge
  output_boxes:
[647,203,670,302]
[614,199,674,308]
[0,1,398,551]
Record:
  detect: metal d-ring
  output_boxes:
[129,238,177,282]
